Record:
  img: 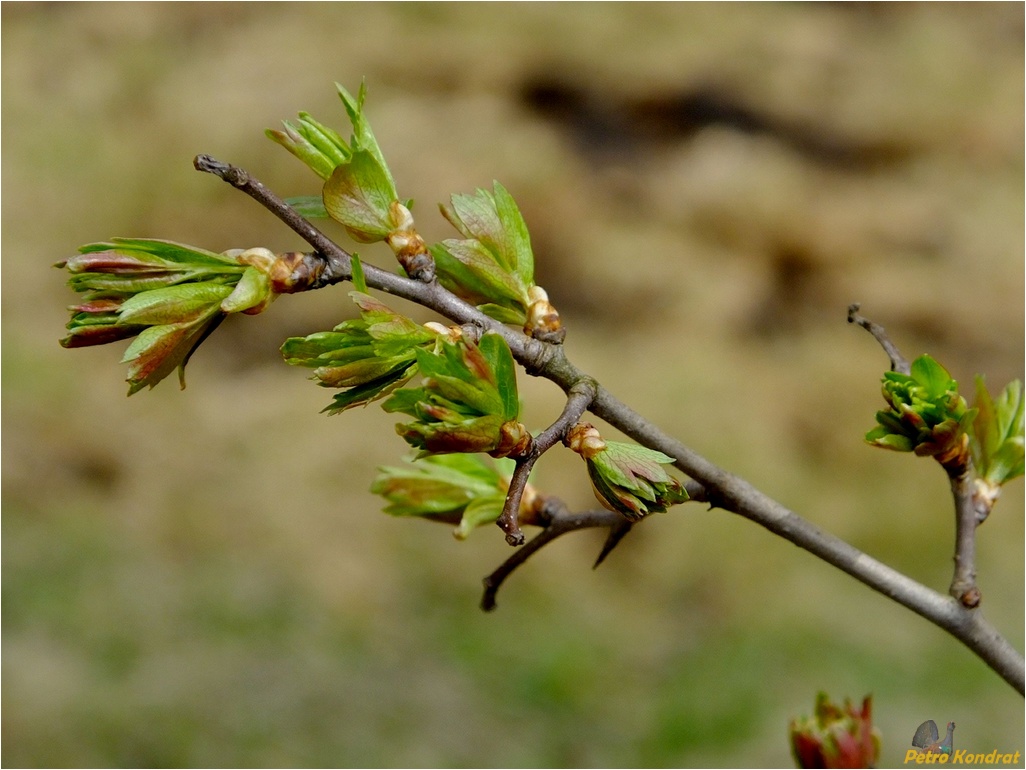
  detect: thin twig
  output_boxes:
[193,155,352,287]
[496,379,598,545]
[847,303,910,374]
[197,156,1024,694]
[482,506,623,611]
[949,464,982,607]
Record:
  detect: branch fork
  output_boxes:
[495,379,598,545]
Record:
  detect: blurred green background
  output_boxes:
[3,3,1023,767]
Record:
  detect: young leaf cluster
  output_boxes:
[281,260,441,414]
[866,354,975,464]
[432,183,560,338]
[372,454,538,540]
[382,332,530,458]
[268,83,433,280]
[57,238,281,394]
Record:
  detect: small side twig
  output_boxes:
[482,504,623,611]
[496,379,598,545]
[193,154,352,287]
[848,303,910,374]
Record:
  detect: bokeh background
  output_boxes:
[3,3,1023,767]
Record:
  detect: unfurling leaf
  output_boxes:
[970,377,1024,511]
[564,423,688,521]
[382,332,530,458]
[434,182,562,339]
[322,148,398,243]
[372,454,541,540]
[865,354,975,470]
[56,238,283,394]
[280,280,440,414]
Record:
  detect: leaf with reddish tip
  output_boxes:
[120,307,223,394]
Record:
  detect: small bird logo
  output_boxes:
[912,720,955,755]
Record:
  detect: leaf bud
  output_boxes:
[565,422,688,521]
[525,285,564,343]
[385,201,434,282]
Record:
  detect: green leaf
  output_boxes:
[296,112,350,168]
[335,82,395,190]
[442,188,503,255]
[866,425,915,452]
[372,454,502,516]
[972,376,1025,485]
[370,454,512,539]
[281,331,355,366]
[323,366,415,415]
[477,332,520,421]
[266,124,338,181]
[478,303,527,325]
[314,357,413,388]
[492,181,534,285]
[910,354,954,399]
[116,282,233,326]
[219,267,272,314]
[399,414,507,456]
[84,238,240,266]
[120,309,223,394]
[433,239,527,306]
[351,253,368,293]
[454,496,506,540]
[285,196,330,219]
[322,149,397,242]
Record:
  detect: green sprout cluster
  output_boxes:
[971,377,1025,498]
[281,259,441,414]
[866,354,1024,496]
[866,354,976,463]
[433,183,561,339]
[382,332,529,458]
[58,239,282,394]
[371,454,539,540]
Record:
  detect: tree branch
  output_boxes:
[196,155,1024,694]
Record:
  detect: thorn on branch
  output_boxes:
[482,507,624,611]
[847,303,910,375]
[593,518,634,568]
